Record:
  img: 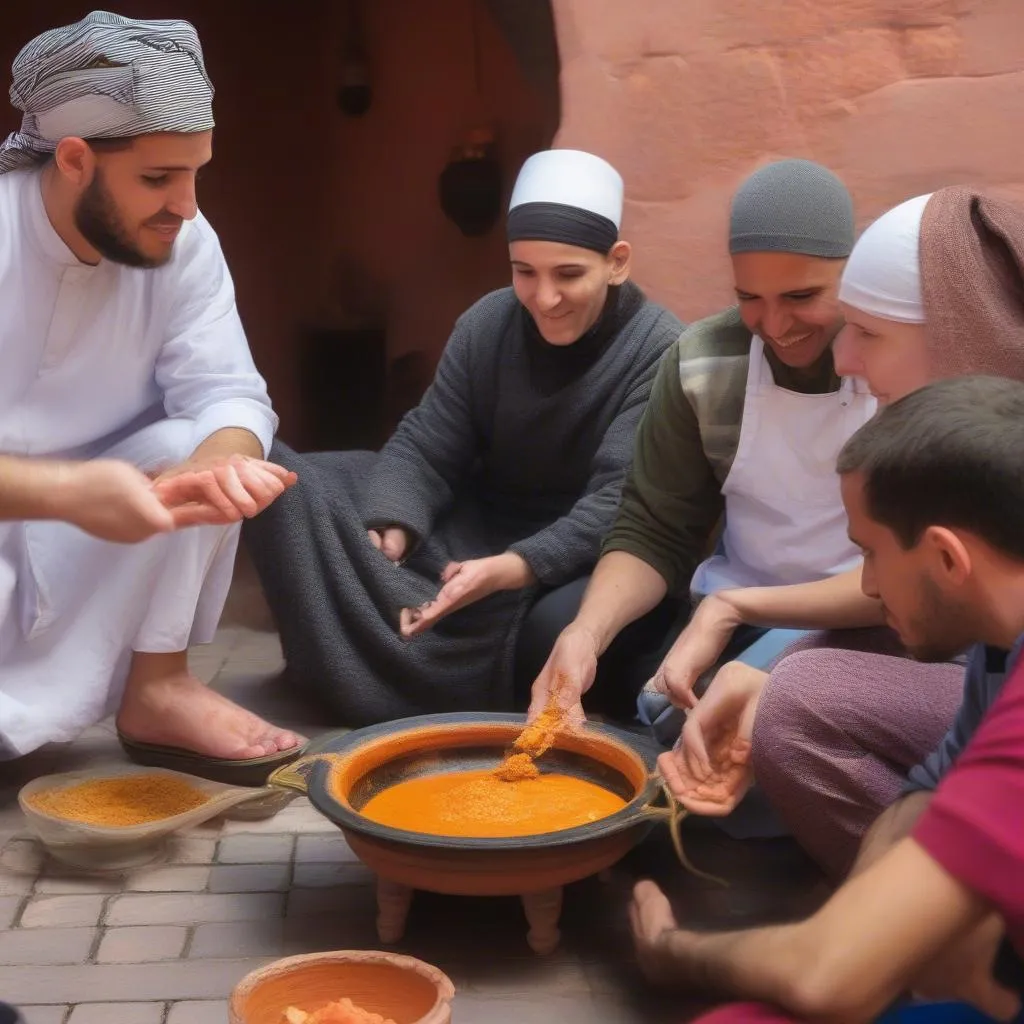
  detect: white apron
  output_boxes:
[691,335,876,596]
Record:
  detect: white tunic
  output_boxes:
[0,169,278,756]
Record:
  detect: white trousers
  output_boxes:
[0,418,239,756]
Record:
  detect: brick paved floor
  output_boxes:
[0,563,828,1023]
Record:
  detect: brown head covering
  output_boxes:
[920,187,1024,381]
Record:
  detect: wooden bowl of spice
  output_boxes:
[19,765,286,870]
[228,950,455,1024]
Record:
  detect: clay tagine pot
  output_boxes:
[267,713,684,953]
[269,713,667,895]
[228,950,455,1024]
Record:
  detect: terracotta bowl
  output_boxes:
[270,712,662,896]
[228,950,455,1024]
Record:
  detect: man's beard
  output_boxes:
[900,574,974,663]
[74,171,171,269]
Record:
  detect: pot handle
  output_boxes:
[639,775,728,888]
[267,755,323,795]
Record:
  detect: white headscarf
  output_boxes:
[506,149,624,254]
[838,193,933,323]
[0,10,214,174]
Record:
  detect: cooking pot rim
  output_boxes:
[301,712,663,851]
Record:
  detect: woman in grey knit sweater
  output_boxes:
[244,150,683,726]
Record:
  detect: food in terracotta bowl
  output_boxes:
[228,950,455,1024]
[19,766,290,870]
[269,712,664,897]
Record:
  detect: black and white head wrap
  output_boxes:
[0,10,214,175]
[507,149,623,255]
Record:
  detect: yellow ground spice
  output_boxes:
[27,774,209,827]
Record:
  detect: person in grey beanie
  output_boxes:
[529,159,872,831]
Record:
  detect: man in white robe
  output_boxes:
[0,11,304,783]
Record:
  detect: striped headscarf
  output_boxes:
[0,10,214,174]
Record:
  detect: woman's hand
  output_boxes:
[657,661,768,817]
[399,552,535,637]
[644,592,744,709]
[526,623,600,731]
[153,454,296,524]
[368,526,412,563]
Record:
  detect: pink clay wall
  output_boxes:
[550,0,1024,320]
[3,2,1022,437]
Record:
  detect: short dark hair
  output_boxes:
[837,375,1024,561]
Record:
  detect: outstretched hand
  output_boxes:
[399,552,535,637]
[525,623,600,731]
[56,460,177,542]
[643,592,744,710]
[658,662,768,817]
[153,453,297,525]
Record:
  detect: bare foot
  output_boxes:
[116,651,304,760]
[629,880,680,986]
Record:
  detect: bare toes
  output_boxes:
[256,731,301,755]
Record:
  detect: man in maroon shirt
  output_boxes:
[631,376,1024,1022]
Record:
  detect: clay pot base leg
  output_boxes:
[376,878,415,944]
[521,887,563,955]
[374,878,564,955]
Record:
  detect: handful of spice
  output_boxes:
[26,774,209,827]
[284,999,397,1024]
[493,676,567,782]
